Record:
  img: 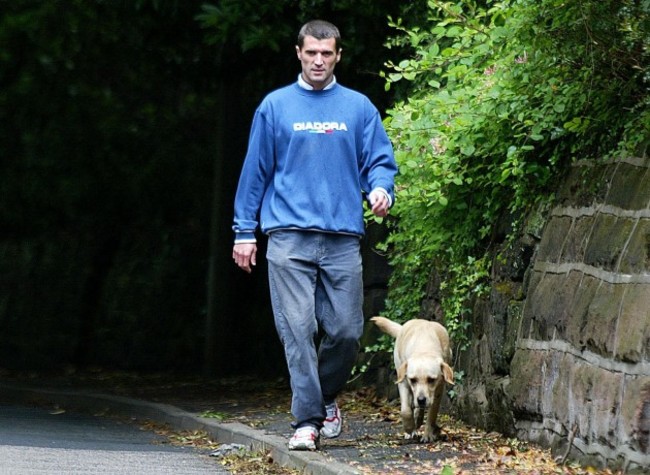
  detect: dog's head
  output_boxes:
[397,355,454,408]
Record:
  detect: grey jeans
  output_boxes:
[266,230,364,428]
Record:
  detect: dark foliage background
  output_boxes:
[0,0,414,375]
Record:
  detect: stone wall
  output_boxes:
[454,154,650,473]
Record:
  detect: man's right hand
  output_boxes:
[233,243,257,273]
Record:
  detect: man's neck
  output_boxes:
[298,74,337,91]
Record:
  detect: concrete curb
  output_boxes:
[0,383,360,475]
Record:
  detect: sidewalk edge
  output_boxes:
[0,383,361,475]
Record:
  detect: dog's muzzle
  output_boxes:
[417,396,427,407]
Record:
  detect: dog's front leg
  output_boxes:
[421,385,444,442]
[414,406,425,429]
[398,382,417,438]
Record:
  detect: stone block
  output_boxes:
[584,214,635,271]
[620,377,650,453]
[484,376,516,436]
[493,239,535,282]
[606,162,650,210]
[586,370,624,447]
[538,216,572,263]
[503,300,524,366]
[471,296,490,339]
[560,216,594,263]
[570,363,602,438]
[454,381,489,429]
[615,283,650,363]
[521,271,550,340]
[618,218,650,274]
[519,271,543,338]
[523,271,578,340]
[477,334,494,375]
[488,282,522,374]
[508,349,545,417]
[556,162,614,208]
[548,353,573,423]
[540,353,622,447]
[555,270,587,340]
[565,274,600,348]
[582,282,625,358]
[459,337,483,380]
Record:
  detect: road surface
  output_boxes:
[0,404,229,474]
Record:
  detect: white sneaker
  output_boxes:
[320,402,342,438]
[288,426,320,451]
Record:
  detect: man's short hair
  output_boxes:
[297,20,341,51]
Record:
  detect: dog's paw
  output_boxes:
[403,431,419,440]
[420,432,437,443]
[421,426,441,443]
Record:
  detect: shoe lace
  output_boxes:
[294,426,316,439]
[325,404,339,420]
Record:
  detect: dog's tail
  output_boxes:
[370,316,402,339]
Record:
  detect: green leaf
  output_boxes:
[490,26,509,40]
[446,26,462,38]
[460,145,475,156]
[199,411,227,420]
[398,59,410,69]
[440,465,455,475]
[441,47,457,57]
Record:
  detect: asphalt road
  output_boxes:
[0,404,229,475]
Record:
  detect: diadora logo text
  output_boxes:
[293,121,348,134]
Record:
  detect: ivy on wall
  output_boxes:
[373,0,649,350]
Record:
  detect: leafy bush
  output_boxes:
[377,0,649,346]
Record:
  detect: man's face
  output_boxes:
[296,36,341,90]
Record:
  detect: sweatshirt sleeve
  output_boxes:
[232,108,274,243]
[360,104,398,206]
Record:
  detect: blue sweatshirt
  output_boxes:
[233,81,398,243]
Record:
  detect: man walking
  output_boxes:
[232,19,397,450]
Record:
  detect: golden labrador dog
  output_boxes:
[371,316,454,442]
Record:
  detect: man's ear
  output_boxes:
[396,362,408,383]
[295,45,301,59]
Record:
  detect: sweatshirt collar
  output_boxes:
[297,74,337,91]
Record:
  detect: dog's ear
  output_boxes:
[441,362,455,385]
[396,362,408,383]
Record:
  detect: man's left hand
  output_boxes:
[369,189,390,218]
